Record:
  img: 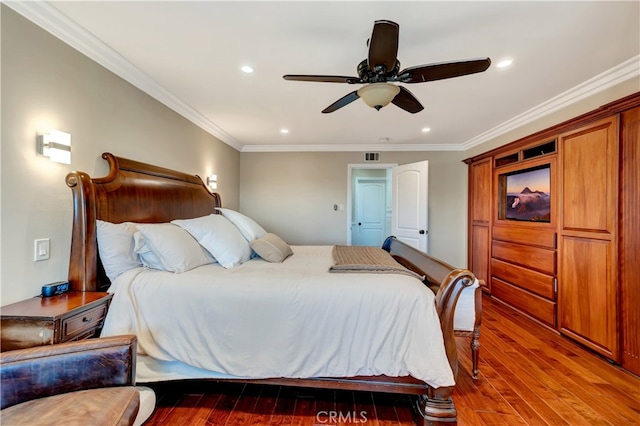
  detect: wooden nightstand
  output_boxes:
[0,291,113,352]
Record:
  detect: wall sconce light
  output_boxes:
[207,174,218,190]
[37,129,71,164]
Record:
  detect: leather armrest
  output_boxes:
[1,335,137,410]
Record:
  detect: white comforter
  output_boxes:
[102,245,455,388]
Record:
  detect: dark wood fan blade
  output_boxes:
[283,75,361,84]
[322,91,360,113]
[367,20,399,71]
[391,86,424,114]
[398,58,491,83]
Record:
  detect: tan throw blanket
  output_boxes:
[330,245,425,281]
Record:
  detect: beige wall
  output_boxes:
[0,7,239,304]
[239,151,469,267]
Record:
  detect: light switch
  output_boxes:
[34,238,50,261]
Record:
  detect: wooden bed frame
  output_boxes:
[65,153,476,425]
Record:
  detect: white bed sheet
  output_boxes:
[101,245,456,388]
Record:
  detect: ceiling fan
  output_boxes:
[283,20,491,114]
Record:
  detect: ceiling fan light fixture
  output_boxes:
[357,83,400,110]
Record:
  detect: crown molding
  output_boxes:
[8,2,638,154]
[460,55,640,151]
[5,1,243,151]
[240,143,464,153]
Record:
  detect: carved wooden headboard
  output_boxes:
[66,153,221,292]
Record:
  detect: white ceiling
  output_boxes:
[11,1,640,152]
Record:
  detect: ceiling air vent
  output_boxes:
[364,152,380,162]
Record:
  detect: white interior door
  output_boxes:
[392,161,428,252]
[353,179,386,246]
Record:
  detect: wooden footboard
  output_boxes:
[383,236,476,424]
[382,236,476,380]
[65,153,476,425]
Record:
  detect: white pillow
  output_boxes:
[133,232,165,270]
[96,220,142,282]
[135,223,214,273]
[215,208,267,242]
[173,214,252,268]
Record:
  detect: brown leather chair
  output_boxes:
[1,335,140,426]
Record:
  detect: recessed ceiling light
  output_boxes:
[280,128,289,134]
[421,127,431,133]
[496,59,513,68]
[241,65,254,74]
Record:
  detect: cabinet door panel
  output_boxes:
[561,118,617,234]
[468,157,492,293]
[558,115,619,361]
[471,225,490,288]
[470,159,492,224]
[558,236,618,360]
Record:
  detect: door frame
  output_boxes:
[347,163,397,245]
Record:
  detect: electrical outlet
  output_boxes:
[34,239,50,261]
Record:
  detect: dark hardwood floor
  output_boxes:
[143,295,640,425]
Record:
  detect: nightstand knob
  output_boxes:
[82,317,93,323]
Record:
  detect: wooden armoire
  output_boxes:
[465,92,640,376]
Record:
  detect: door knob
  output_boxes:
[358,222,362,226]
[419,230,426,235]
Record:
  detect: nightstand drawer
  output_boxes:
[61,304,108,341]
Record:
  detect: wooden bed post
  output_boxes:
[471,286,483,380]
[415,386,457,425]
[66,171,99,292]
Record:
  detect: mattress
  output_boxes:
[102,245,458,388]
